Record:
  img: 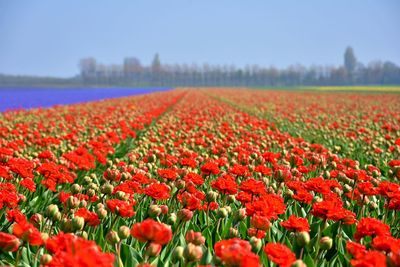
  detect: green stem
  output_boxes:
[116,242,123,267]
[15,246,22,267]
[314,220,325,265]
[300,247,304,260]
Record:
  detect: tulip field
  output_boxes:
[0,88,400,267]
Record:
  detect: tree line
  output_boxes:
[78,47,400,87]
[1,47,399,87]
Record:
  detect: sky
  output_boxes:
[0,0,399,77]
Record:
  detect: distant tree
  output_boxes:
[79,57,97,80]
[344,46,357,74]
[123,57,142,74]
[382,61,400,84]
[151,53,162,73]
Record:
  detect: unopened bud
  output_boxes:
[30,213,43,228]
[227,195,236,203]
[76,231,88,239]
[319,236,333,250]
[229,227,239,237]
[249,236,262,253]
[178,209,193,221]
[185,230,205,246]
[168,213,177,225]
[72,216,85,231]
[217,208,228,218]
[106,230,120,245]
[176,180,186,189]
[118,225,130,239]
[206,191,218,202]
[296,231,310,247]
[53,211,62,222]
[46,204,59,218]
[96,208,108,219]
[148,205,162,218]
[60,218,73,232]
[101,183,114,195]
[87,189,96,197]
[40,254,53,265]
[159,205,168,215]
[183,243,203,262]
[234,208,246,222]
[67,196,80,209]
[71,184,82,194]
[172,246,184,263]
[116,191,127,200]
[145,242,162,257]
[292,259,307,267]
[83,176,92,184]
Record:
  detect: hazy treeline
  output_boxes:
[0,74,80,87]
[1,47,399,87]
[79,47,400,86]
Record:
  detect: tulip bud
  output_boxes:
[178,209,193,221]
[67,196,80,209]
[87,189,96,197]
[176,180,186,189]
[314,196,322,203]
[234,208,246,222]
[83,176,92,184]
[172,246,184,263]
[168,213,177,225]
[89,183,99,191]
[116,191,127,200]
[80,200,87,208]
[206,191,218,202]
[76,231,88,239]
[292,259,307,267]
[53,211,62,222]
[217,207,228,218]
[96,208,108,219]
[227,195,236,203]
[249,236,262,253]
[224,206,232,214]
[145,242,162,257]
[18,194,27,203]
[148,205,162,218]
[185,230,205,246]
[319,236,333,250]
[101,183,114,195]
[296,231,310,247]
[60,218,73,232]
[40,254,53,265]
[46,204,59,218]
[229,227,239,237]
[285,189,294,198]
[106,230,120,245]
[72,216,85,231]
[30,213,43,228]
[118,225,130,239]
[183,243,203,262]
[71,184,82,194]
[160,205,169,214]
[369,201,378,210]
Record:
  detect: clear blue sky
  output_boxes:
[0,0,399,77]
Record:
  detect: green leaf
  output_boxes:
[120,243,141,267]
[304,254,315,267]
